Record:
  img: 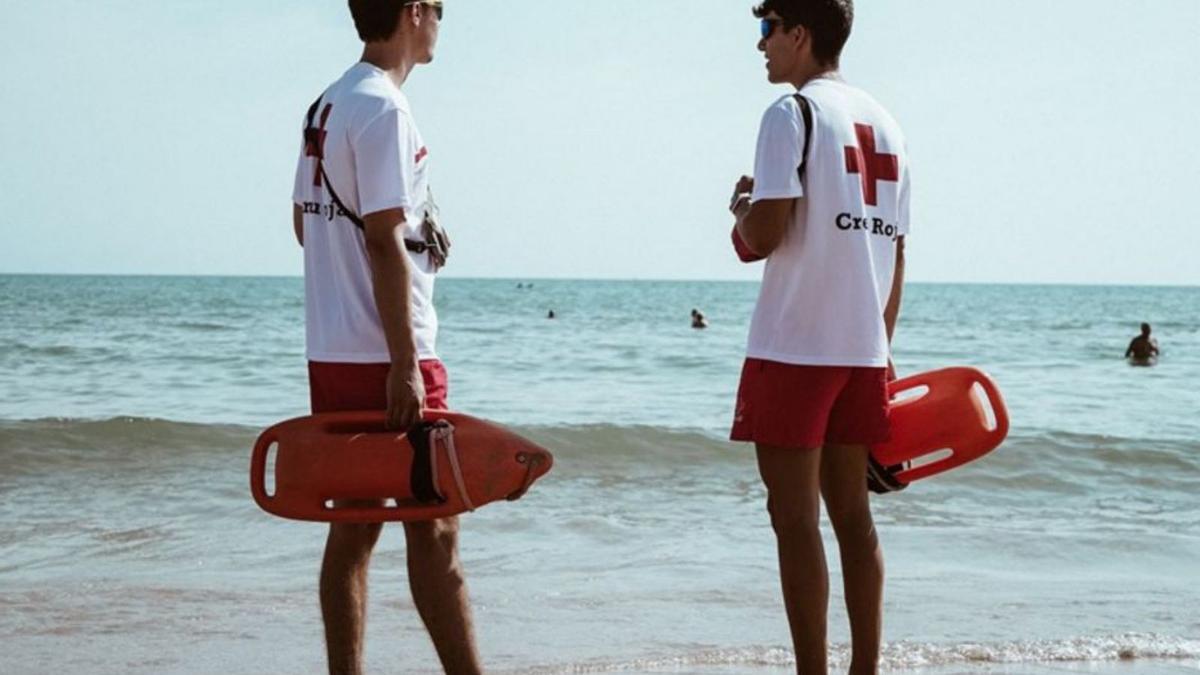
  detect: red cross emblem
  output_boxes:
[844,123,899,207]
[305,103,333,187]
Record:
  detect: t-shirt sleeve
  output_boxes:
[750,102,805,202]
[353,108,417,217]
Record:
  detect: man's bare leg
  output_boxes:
[404,516,482,675]
[822,444,884,675]
[756,444,828,674]
[320,521,384,675]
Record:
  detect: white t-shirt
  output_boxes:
[292,62,438,363]
[746,79,910,367]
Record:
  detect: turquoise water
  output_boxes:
[3,276,1197,440]
[1,275,1198,673]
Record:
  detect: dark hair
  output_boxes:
[753,0,854,66]
[348,0,406,43]
[1141,323,1152,333]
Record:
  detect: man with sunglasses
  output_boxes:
[290,2,481,674]
[728,1,909,673]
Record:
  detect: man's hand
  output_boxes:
[886,357,897,383]
[730,175,754,214]
[386,362,426,430]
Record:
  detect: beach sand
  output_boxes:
[667,658,1200,667]
[661,662,1200,674]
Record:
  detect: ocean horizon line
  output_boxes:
[1,271,1197,289]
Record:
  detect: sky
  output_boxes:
[1,0,1198,285]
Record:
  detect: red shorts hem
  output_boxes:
[307,359,449,413]
[730,359,890,448]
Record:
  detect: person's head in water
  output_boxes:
[349,0,442,63]
[1141,323,1152,337]
[754,0,854,85]
[547,310,556,320]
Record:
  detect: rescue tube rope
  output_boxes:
[431,421,475,512]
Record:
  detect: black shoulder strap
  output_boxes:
[304,96,321,132]
[792,94,815,184]
[303,95,366,230]
[319,165,366,230]
[301,94,428,254]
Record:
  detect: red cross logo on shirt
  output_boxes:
[305,103,333,187]
[844,123,899,207]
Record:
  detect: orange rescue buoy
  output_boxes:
[871,367,1009,488]
[251,411,553,523]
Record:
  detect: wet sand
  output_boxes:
[663,661,1199,674]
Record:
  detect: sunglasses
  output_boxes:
[760,17,784,40]
[405,0,444,21]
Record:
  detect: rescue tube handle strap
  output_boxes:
[866,454,909,495]
[432,422,475,512]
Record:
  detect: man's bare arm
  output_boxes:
[292,204,303,247]
[883,236,906,343]
[882,235,906,379]
[362,208,424,429]
[734,198,795,259]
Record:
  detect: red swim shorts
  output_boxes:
[730,358,890,449]
[308,359,449,413]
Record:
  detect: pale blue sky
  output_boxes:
[1,0,1197,284]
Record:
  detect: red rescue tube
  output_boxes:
[250,410,553,523]
[873,367,1009,484]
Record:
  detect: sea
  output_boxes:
[1,275,1198,674]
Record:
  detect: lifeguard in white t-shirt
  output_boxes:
[287,2,484,674]
[727,1,908,672]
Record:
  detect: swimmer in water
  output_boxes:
[691,309,709,330]
[1125,323,1159,362]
